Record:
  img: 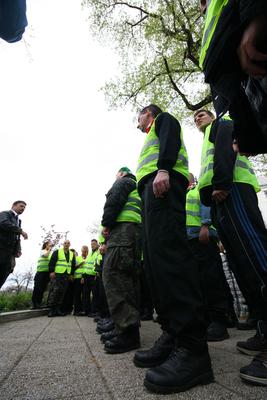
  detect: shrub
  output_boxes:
[0,291,33,312]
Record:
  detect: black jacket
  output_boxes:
[0,210,22,255]
[203,0,267,153]
[200,119,237,207]
[101,174,137,229]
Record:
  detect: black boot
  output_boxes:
[134,331,175,368]
[207,322,229,342]
[48,307,57,317]
[104,327,140,354]
[144,347,214,394]
[96,320,115,334]
[100,329,118,343]
[54,307,67,317]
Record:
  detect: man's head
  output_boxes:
[91,239,99,252]
[63,240,71,251]
[116,166,132,180]
[99,243,107,255]
[81,245,89,258]
[194,109,215,133]
[137,104,162,132]
[12,200,27,215]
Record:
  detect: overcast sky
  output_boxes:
[0,0,204,279]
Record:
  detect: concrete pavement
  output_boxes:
[0,316,266,400]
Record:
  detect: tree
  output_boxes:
[40,224,67,249]
[8,268,34,293]
[82,0,211,117]
[250,154,267,177]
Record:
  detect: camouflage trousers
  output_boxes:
[47,274,69,308]
[102,223,141,333]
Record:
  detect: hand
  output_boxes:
[212,190,230,203]
[81,278,84,285]
[21,230,28,240]
[102,227,110,239]
[16,251,22,258]
[50,272,56,279]
[199,225,210,244]
[153,170,170,198]
[237,16,267,78]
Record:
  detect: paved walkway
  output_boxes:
[0,316,266,400]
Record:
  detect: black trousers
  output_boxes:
[73,279,83,313]
[32,271,50,306]
[188,237,230,324]
[61,279,75,313]
[0,249,15,289]
[212,183,267,320]
[139,261,154,316]
[96,272,109,318]
[82,275,97,314]
[141,176,207,352]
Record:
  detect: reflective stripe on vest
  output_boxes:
[54,248,73,275]
[37,253,51,272]
[84,250,99,276]
[116,185,141,224]
[136,116,189,183]
[198,121,260,193]
[186,187,201,227]
[199,0,229,69]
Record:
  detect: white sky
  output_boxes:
[0,0,203,278]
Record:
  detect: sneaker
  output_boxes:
[144,347,214,394]
[207,322,229,342]
[104,328,140,354]
[134,331,175,368]
[240,351,267,386]
[236,330,267,356]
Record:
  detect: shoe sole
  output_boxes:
[240,372,267,386]
[236,346,264,356]
[105,343,140,354]
[207,333,230,342]
[144,371,214,394]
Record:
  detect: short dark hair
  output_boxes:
[140,104,162,118]
[91,239,98,243]
[42,241,50,250]
[12,200,27,207]
[194,109,215,119]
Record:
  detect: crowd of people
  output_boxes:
[24,104,267,394]
[1,0,267,396]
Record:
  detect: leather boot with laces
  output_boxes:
[100,329,118,343]
[134,331,175,368]
[104,327,140,354]
[144,347,214,394]
[240,350,267,386]
[236,321,267,356]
